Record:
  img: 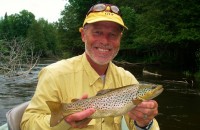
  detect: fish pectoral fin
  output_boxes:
[71,98,80,102]
[96,89,114,96]
[132,97,144,105]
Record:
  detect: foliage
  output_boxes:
[196,49,200,70]
[27,20,47,55]
[0,10,35,39]
[194,71,200,88]
[120,6,136,49]
[27,19,58,56]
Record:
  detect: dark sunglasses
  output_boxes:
[87,3,121,16]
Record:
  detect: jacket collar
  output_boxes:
[82,53,113,87]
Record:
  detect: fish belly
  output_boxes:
[89,102,135,118]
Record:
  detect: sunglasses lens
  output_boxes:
[87,4,121,16]
[93,4,106,12]
[111,6,120,14]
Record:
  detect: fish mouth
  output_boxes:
[155,85,163,91]
[151,85,164,99]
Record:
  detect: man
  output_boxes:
[21,3,159,130]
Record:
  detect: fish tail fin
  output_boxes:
[46,101,64,127]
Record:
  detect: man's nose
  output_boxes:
[100,34,109,45]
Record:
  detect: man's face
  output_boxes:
[81,21,122,65]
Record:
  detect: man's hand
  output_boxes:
[128,100,158,127]
[64,94,95,128]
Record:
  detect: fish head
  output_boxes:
[136,84,164,100]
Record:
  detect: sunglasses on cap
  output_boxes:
[87,3,121,16]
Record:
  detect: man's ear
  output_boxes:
[79,27,86,42]
[120,32,123,39]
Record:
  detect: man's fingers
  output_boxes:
[66,108,95,122]
[65,94,94,128]
[128,100,159,127]
[81,94,88,99]
[137,100,158,109]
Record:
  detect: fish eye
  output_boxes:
[152,85,156,89]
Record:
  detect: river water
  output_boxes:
[0,60,200,130]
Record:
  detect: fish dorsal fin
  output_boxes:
[96,84,136,96]
[96,89,114,96]
[71,98,80,102]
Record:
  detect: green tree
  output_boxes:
[10,10,35,37]
[38,18,58,56]
[0,10,35,39]
[27,20,47,56]
[0,13,12,39]
[120,6,136,49]
[27,19,59,57]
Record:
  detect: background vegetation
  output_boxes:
[0,0,199,77]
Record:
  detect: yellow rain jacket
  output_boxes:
[20,53,159,130]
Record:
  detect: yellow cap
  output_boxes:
[82,11,128,30]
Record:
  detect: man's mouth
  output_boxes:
[96,47,111,52]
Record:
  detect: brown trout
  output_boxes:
[46,84,163,127]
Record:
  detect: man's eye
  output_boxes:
[111,33,116,36]
[110,33,117,38]
[93,31,101,35]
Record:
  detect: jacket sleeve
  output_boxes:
[20,68,71,130]
[124,114,160,130]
